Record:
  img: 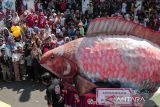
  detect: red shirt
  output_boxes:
[27,15,34,27]
[38,15,45,28]
[60,1,66,11]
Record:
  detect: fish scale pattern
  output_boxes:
[77,36,160,88]
[40,17,160,95]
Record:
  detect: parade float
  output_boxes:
[40,17,160,107]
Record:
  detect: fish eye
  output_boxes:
[63,61,71,76]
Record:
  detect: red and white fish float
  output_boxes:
[40,17,160,97]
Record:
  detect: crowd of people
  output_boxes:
[0,0,160,82]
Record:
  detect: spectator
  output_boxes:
[41,72,65,107]
[60,0,67,12]
[68,25,76,40]
[78,21,84,37]
[12,12,20,25]
[18,45,26,80]
[121,1,127,15]
[12,47,21,81]
[48,0,56,10]
[60,13,66,27]
[38,12,45,28]
[0,48,10,81]
[42,35,58,54]
[4,28,15,80]
[88,3,93,16]
[31,42,42,82]
[27,13,35,28]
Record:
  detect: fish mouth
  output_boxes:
[40,63,61,78]
[40,56,77,80]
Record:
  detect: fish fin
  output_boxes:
[86,17,160,45]
[75,75,97,96]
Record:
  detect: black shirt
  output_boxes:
[46,78,64,107]
[0,55,9,67]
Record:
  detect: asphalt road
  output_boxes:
[0,81,46,107]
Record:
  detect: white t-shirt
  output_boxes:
[121,2,127,13]
[12,53,21,62]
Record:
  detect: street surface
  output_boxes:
[0,81,46,107]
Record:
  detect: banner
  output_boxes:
[96,88,144,106]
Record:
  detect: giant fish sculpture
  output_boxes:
[40,17,160,98]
